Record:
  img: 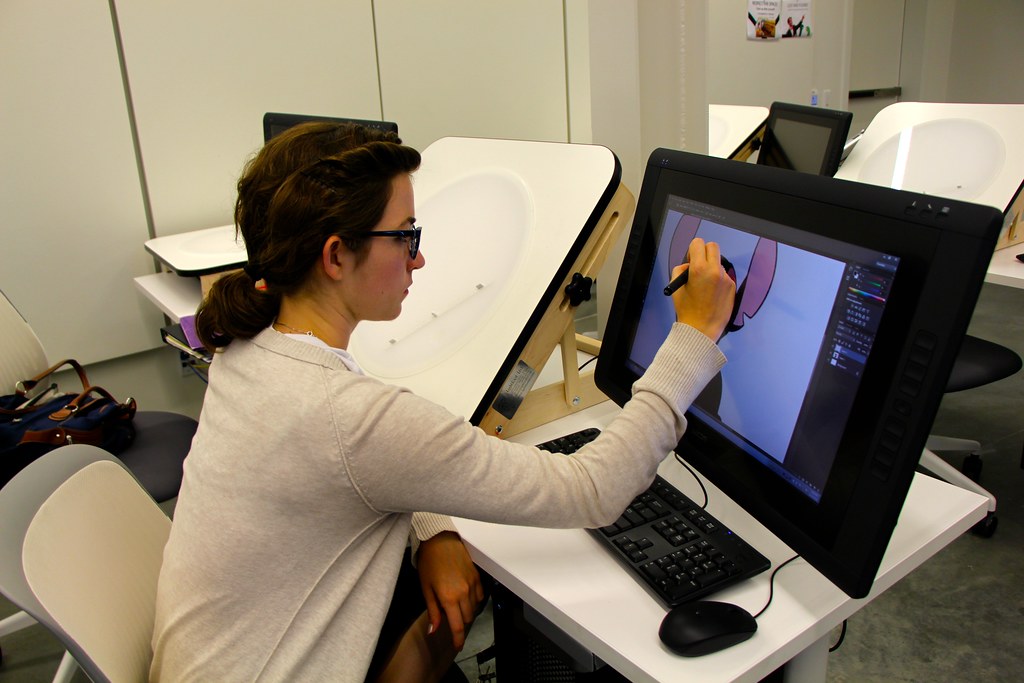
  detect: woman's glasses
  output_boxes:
[364,224,421,259]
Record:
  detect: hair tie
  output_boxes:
[243,263,261,280]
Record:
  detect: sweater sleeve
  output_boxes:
[338,323,725,530]
[407,512,460,559]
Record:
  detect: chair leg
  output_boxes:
[925,434,981,454]
[0,609,36,637]
[0,612,80,683]
[53,650,79,683]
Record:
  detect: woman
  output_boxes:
[150,123,735,682]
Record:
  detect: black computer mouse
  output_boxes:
[658,600,757,657]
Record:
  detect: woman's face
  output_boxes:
[340,174,425,323]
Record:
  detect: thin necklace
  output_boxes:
[273,319,318,338]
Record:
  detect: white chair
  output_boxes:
[0,444,170,683]
[0,288,195,679]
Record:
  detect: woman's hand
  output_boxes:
[671,238,737,341]
[416,531,486,651]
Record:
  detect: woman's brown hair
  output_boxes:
[195,123,420,350]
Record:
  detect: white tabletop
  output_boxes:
[454,401,989,683]
[834,102,1024,215]
[987,246,1024,289]
[144,224,245,276]
[133,271,201,323]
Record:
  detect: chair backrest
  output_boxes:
[0,288,49,393]
[0,444,171,683]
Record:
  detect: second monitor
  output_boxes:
[756,102,853,177]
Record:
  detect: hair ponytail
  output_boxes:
[195,270,278,351]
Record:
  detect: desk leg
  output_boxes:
[491,582,520,677]
[783,634,829,683]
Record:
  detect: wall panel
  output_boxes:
[374,0,569,152]
[0,0,161,364]
[115,0,383,236]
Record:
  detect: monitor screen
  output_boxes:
[757,102,852,177]
[596,148,1001,598]
[262,112,398,142]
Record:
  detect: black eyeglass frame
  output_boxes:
[363,225,421,259]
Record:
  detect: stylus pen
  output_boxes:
[663,272,689,296]
[664,255,734,296]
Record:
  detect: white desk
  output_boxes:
[454,401,989,683]
[134,271,202,323]
[708,105,768,159]
[987,247,1024,290]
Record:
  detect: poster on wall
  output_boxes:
[781,0,812,38]
[747,0,780,40]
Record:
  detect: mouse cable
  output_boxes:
[667,457,843,643]
[752,554,801,619]
[829,620,848,652]
[673,451,709,509]
[577,355,598,372]
[749,555,850,651]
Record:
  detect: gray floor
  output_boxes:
[1,284,1021,682]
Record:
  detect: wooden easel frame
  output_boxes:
[728,122,766,163]
[477,182,635,438]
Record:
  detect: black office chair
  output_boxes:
[0,288,197,679]
[922,334,1022,537]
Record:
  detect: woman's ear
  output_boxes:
[322,236,346,281]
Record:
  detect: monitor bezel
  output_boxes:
[596,148,1001,598]
[262,112,399,142]
[756,102,853,177]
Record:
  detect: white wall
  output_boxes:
[945,0,1024,104]
[707,0,853,112]
[899,0,955,103]
[1,1,164,365]
[847,0,905,135]
[374,0,569,153]
[115,0,383,238]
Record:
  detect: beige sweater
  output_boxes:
[150,323,724,682]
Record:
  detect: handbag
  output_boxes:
[1,359,137,487]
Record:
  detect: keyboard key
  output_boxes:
[623,508,645,526]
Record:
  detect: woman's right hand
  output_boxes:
[669,238,737,341]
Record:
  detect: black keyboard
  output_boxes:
[537,427,770,607]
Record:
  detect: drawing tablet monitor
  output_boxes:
[262,112,398,142]
[757,102,853,177]
[596,148,1001,598]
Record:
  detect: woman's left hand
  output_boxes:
[416,531,486,651]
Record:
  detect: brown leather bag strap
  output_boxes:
[15,359,89,396]
[18,428,72,447]
[18,426,107,448]
[48,385,135,421]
